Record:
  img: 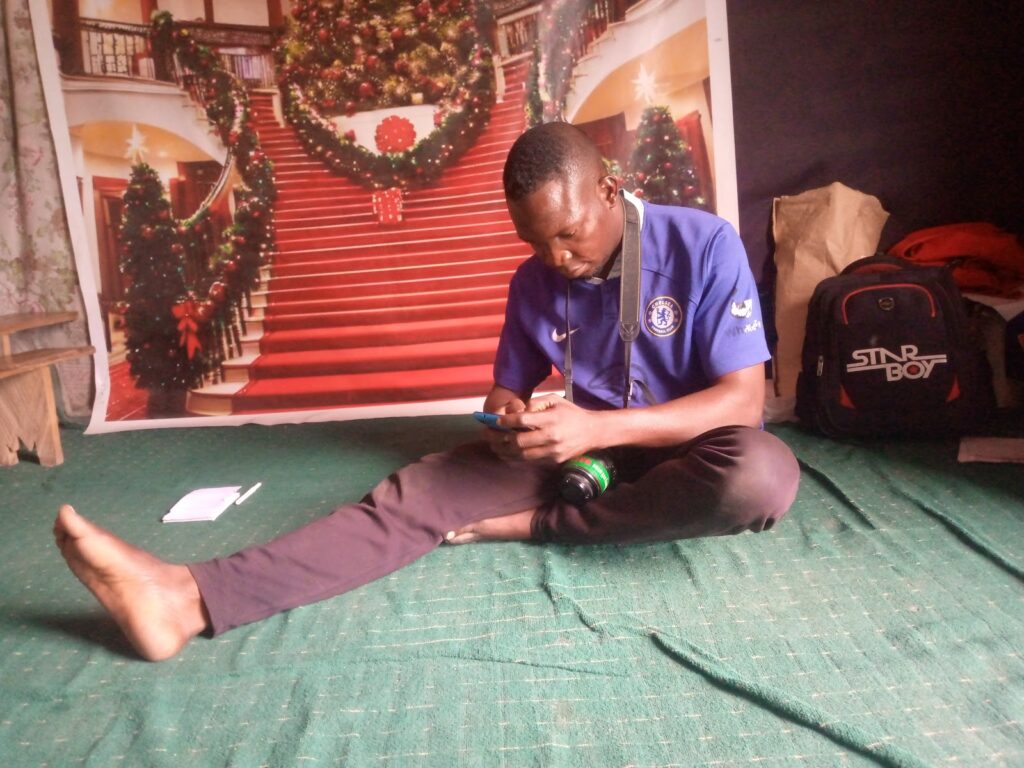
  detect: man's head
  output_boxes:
[503,122,623,280]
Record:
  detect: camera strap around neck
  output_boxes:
[563,192,642,409]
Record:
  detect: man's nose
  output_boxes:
[539,244,571,268]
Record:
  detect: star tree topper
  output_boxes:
[124,124,149,163]
[632,65,661,106]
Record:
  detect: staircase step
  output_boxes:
[246,337,500,379]
[273,194,507,226]
[261,270,514,303]
[268,256,524,288]
[265,283,508,316]
[270,241,528,274]
[262,296,508,331]
[258,314,506,353]
[274,209,514,244]
[273,188,507,219]
[232,363,499,411]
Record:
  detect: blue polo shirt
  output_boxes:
[493,196,769,410]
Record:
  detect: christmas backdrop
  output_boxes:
[32,0,735,430]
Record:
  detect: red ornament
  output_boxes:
[196,301,214,323]
[374,115,416,153]
[358,81,375,99]
[171,243,184,254]
[415,0,431,18]
[391,27,404,41]
[344,129,357,142]
[208,281,227,303]
[317,28,330,42]
[366,54,379,69]
[345,101,357,116]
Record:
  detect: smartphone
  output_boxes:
[473,411,532,432]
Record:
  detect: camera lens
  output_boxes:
[559,469,598,505]
[559,452,615,505]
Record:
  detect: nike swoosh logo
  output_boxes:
[551,328,579,343]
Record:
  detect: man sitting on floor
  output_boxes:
[55,122,800,661]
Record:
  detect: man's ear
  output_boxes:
[596,174,620,208]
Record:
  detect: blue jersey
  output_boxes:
[493,196,769,410]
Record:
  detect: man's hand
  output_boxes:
[480,385,530,461]
[500,395,600,464]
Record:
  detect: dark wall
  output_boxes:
[728,2,1023,280]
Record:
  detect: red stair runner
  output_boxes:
[227,62,558,413]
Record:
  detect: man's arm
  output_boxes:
[499,362,766,463]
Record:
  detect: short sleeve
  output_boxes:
[493,270,555,395]
[691,223,770,380]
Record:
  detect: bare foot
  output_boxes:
[53,504,209,661]
[444,508,536,545]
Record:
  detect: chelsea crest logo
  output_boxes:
[645,296,682,337]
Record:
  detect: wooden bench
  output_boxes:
[0,312,94,467]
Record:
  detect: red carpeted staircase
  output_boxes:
[191,62,557,415]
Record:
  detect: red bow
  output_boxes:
[172,299,203,359]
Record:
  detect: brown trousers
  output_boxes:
[190,426,800,635]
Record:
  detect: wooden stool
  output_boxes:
[0,312,94,467]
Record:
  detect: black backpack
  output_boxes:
[796,253,993,437]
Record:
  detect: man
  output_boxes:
[55,123,799,662]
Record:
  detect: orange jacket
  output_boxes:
[888,222,1024,296]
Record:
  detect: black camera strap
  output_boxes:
[563,191,642,409]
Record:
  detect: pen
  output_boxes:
[235,482,262,505]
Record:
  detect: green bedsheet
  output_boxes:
[1,420,1021,766]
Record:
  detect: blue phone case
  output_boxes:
[473,411,506,430]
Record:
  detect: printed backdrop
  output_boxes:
[31,0,736,431]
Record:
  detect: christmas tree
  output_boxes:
[628,106,707,210]
[119,164,200,399]
[279,0,485,114]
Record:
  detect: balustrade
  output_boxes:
[67,18,276,89]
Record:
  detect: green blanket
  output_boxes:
[1,420,1021,766]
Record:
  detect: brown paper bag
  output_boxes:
[772,182,889,399]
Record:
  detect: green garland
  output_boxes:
[525,0,587,126]
[276,1,496,190]
[120,11,279,391]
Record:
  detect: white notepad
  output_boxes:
[957,437,1024,464]
[163,486,242,523]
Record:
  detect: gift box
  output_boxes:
[371,187,403,225]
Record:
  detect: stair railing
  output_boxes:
[526,0,640,124]
[496,5,542,60]
[139,12,277,387]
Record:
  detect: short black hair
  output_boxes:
[503,122,604,201]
